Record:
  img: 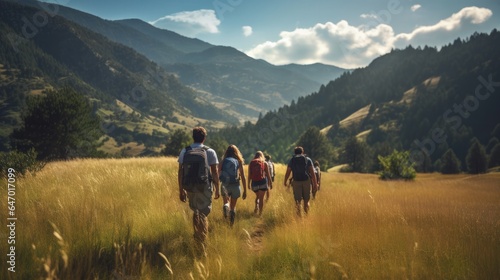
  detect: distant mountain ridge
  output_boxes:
[0,0,237,154]
[9,0,347,120]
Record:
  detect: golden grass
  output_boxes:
[0,158,499,279]
[339,104,371,129]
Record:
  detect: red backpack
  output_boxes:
[249,159,265,181]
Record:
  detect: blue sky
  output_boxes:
[47,0,500,68]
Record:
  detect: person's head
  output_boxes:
[254,151,265,161]
[294,146,304,155]
[224,144,244,164]
[265,154,271,161]
[314,161,320,167]
[192,127,207,143]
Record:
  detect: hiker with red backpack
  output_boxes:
[178,127,220,254]
[248,151,273,216]
[218,145,247,226]
[284,146,318,216]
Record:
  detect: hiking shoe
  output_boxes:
[223,204,229,219]
[229,210,235,226]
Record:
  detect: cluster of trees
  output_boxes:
[341,133,500,175]
[438,136,500,174]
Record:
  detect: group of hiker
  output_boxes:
[177,127,322,251]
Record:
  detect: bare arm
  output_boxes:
[309,165,318,191]
[264,162,272,189]
[178,164,186,202]
[211,164,220,199]
[247,164,252,189]
[239,164,247,191]
[284,166,292,187]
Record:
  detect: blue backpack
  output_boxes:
[219,157,240,184]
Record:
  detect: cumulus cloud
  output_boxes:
[247,7,492,68]
[247,20,395,69]
[411,4,422,12]
[149,9,220,37]
[242,26,253,37]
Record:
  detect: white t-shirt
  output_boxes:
[177,143,219,166]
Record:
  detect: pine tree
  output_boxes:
[440,149,461,174]
[488,143,500,168]
[342,136,371,173]
[296,126,334,169]
[10,88,102,160]
[486,137,499,154]
[466,138,488,174]
[162,129,191,156]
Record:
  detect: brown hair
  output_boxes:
[294,146,304,155]
[192,127,207,143]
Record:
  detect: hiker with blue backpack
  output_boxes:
[248,151,273,216]
[178,127,220,254]
[284,146,318,216]
[218,145,247,226]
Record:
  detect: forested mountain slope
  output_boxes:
[215,30,500,169]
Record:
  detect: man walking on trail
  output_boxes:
[284,146,318,216]
[178,127,220,254]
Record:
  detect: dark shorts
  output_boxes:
[251,179,268,193]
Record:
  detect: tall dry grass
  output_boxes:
[0,158,499,279]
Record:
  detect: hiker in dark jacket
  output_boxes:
[283,146,318,216]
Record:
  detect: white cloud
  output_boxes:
[411,4,422,12]
[247,7,492,69]
[246,20,395,69]
[242,26,253,37]
[360,13,378,20]
[395,6,492,46]
[149,9,220,36]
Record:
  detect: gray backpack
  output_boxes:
[182,146,211,192]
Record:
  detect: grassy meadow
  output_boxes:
[1,157,499,279]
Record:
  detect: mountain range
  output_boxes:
[2,0,498,167]
[12,0,346,120]
[0,0,345,154]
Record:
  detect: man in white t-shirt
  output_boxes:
[178,127,220,252]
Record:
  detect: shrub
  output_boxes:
[378,150,416,180]
[466,138,488,174]
[440,149,462,174]
[0,149,45,178]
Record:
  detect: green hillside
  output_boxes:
[214,30,500,171]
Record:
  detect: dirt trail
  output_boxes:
[246,219,266,252]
